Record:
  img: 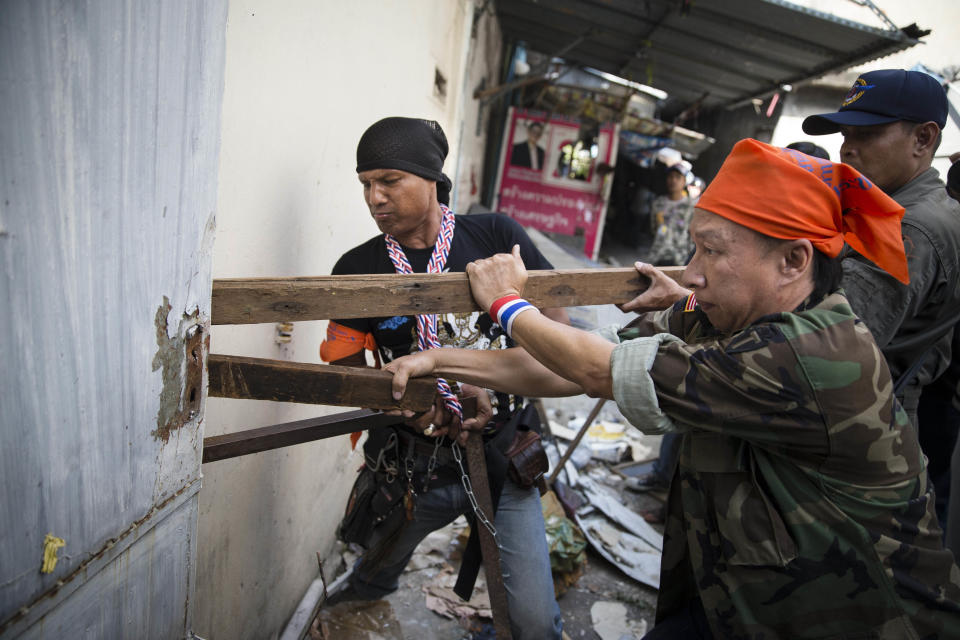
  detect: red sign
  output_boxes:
[494,107,619,260]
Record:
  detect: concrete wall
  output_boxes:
[450,3,505,213]
[0,1,227,637]
[196,2,502,638]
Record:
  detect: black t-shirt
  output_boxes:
[331,212,554,421]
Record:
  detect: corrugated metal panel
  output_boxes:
[0,1,227,636]
[494,0,918,112]
[11,490,200,640]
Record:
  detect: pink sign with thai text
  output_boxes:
[494,107,618,260]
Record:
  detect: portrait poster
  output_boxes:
[493,107,619,261]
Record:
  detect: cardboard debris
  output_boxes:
[422,565,492,623]
[577,418,629,462]
[548,419,579,441]
[590,600,648,640]
[311,600,404,640]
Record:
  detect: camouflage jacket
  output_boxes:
[607,291,960,639]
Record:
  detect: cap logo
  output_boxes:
[842,77,876,107]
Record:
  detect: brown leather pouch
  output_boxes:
[505,430,549,493]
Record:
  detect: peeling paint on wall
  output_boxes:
[152,297,207,442]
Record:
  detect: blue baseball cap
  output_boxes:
[802,69,947,135]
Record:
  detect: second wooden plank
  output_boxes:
[207,354,437,412]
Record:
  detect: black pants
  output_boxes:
[918,382,960,535]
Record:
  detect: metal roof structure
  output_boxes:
[494,0,923,116]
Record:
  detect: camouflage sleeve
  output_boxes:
[619,307,673,337]
[609,333,681,434]
[612,322,832,456]
[618,299,709,341]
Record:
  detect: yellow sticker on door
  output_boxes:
[41,533,66,574]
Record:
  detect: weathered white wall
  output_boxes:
[197,2,502,638]
[0,1,227,637]
[451,3,505,213]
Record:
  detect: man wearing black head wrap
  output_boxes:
[355,116,454,205]
[320,117,565,639]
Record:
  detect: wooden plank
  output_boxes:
[201,397,477,464]
[211,266,686,325]
[202,410,396,463]
[207,354,437,411]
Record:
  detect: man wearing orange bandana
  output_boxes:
[385,139,960,638]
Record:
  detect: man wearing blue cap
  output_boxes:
[802,70,960,418]
[803,69,960,538]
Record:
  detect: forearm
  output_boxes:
[431,347,583,398]
[508,310,616,399]
[462,245,615,398]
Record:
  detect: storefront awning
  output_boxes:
[493,0,923,116]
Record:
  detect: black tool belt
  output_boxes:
[364,427,461,492]
[394,429,458,466]
[338,406,542,593]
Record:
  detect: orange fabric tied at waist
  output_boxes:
[696,138,909,284]
[320,321,378,363]
[320,322,379,450]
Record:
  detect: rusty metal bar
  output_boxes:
[464,432,513,640]
[547,398,606,485]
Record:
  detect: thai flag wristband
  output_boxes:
[489,294,539,338]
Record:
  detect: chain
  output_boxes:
[451,442,500,546]
[404,455,415,483]
[364,432,398,482]
[421,437,443,493]
[425,437,441,478]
